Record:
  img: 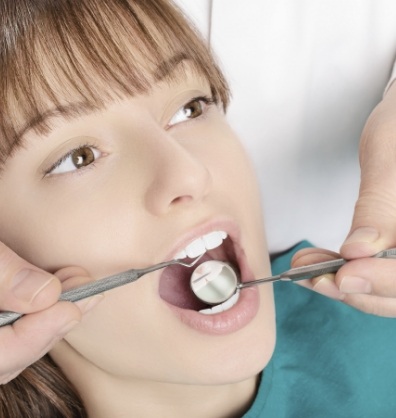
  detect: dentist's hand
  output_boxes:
[292,247,396,317]
[0,242,102,384]
[293,81,396,317]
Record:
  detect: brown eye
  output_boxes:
[72,147,95,169]
[47,145,101,175]
[168,96,214,126]
[184,100,203,119]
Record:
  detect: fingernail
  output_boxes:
[75,294,104,315]
[343,227,379,246]
[340,276,372,294]
[12,270,55,303]
[313,277,345,300]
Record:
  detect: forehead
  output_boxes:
[21,58,207,141]
[0,0,229,165]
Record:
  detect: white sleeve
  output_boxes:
[384,58,396,95]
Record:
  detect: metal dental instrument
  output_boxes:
[190,248,396,305]
[0,256,203,328]
[190,260,238,305]
[239,247,396,288]
[3,248,396,327]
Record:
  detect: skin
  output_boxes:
[0,244,102,384]
[0,64,275,417]
[1,22,396,416]
[293,81,396,318]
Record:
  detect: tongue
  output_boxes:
[159,256,211,310]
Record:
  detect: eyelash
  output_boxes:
[167,95,217,127]
[44,142,100,177]
[43,95,217,177]
[186,95,216,109]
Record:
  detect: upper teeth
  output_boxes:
[175,230,227,259]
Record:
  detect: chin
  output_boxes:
[176,338,276,387]
[168,297,276,386]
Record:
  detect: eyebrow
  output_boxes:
[15,102,100,143]
[14,54,189,144]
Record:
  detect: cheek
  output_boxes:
[0,189,40,262]
[203,124,262,216]
[0,176,145,274]
[206,130,267,269]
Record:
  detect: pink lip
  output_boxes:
[162,287,260,335]
[158,218,261,335]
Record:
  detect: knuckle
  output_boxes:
[345,294,396,317]
[354,192,396,221]
[343,294,379,316]
[375,279,396,297]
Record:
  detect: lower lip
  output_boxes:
[161,286,260,335]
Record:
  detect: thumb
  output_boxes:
[341,171,396,260]
[341,98,396,259]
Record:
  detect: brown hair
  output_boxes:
[0,0,229,416]
[0,0,229,167]
[0,356,87,417]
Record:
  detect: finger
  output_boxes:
[0,293,103,384]
[291,248,345,300]
[291,248,396,316]
[54,266,91,282]
[0,242,61,313]
[291,247,340,267]
[340,293,396,318]
[54,267,105,309]
[54,266,94,292]
[48,265,104,317]
[341,84,396,259]
[0,302,81,383]
[337,258,396,298]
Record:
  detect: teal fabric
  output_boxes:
[244,241,396,418]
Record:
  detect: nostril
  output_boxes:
[144,147,212,215]
[145,175,210,214]
[170,195,194,206]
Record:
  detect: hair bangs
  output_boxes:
[0,0,230,164]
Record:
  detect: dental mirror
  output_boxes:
[190,250,373,306]
[190,260,238,305]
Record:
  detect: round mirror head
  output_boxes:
[190,260,238,305]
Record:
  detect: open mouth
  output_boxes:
[158,230,241,314]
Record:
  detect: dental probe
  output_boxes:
[0,256,203,328]
[189,248,396,306]
[239,247,396,287]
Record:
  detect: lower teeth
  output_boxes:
[198,290,240,315]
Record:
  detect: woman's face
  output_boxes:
[0,62,275,387]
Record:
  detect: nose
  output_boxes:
[144,138,213,215]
